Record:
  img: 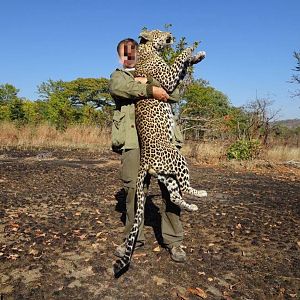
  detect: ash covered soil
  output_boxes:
[0,149,299,300]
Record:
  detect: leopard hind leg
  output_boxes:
[174,155,208,198]
[185,186,207,197]
[157,174,198,212]
[113,169,147,278]
[178,169,207,198]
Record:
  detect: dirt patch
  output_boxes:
[0,148,299,299]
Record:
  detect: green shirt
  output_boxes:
[109,68,183,151]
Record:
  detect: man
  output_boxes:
[109,38,186,262]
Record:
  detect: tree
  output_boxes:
[63,77,112,108]
[0,84,19,104]
[37,79,65,100]
[290,51,300,98]
[0,105,10,121]
[0,83,29,124]
[9,98,27,124]
[37,78,113,129]
[178,80,232,140]
[242,98,280,145]
[46,92,75,130]
[182,80,231,118]
[22,100,46,125]
[222,107,249,140]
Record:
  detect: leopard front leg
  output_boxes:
[189,51,206,65]
[158,46,195,92]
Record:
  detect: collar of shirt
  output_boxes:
[124,68,135,72]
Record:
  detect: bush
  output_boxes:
[227,139,261,160]
[9,98,28,126]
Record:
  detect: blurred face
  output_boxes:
[118,41,137,68]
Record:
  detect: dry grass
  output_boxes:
[1,122,299,164]
[182,141,226,164]
[265,145,300,162]
[0,122,111,150]
[182,141,300,164]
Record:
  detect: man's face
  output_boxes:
[118,41,137,68]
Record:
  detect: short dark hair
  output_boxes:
[117,38,138,55]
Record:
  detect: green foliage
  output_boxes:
[37,79,65,100]
[35,78,113,129]
[9,98,27,124]
[177,80,233,140]
[0,105,10,121]
[63,77,112,108]
[22,100,47,125]
[33,100,49,124]
[46,93,75,130]
[272,124,300,146]
[227,139,261,160]
[78,104,111,126]
[0,84,24,123]
[182,80,231,119]
[222,107,249,138]
[0,78,114,130]
[0,84,19,104]
[38,78,112,108]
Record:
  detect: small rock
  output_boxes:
[152,275,167,285]
[0,274,10,284]
[68,279,82,288]
[36,152,53,160]
[206,285,223,297]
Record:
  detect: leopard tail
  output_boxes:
[113,169,147,278]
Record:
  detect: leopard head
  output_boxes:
[139,29,173,51]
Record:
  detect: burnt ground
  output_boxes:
[0,148,299,300]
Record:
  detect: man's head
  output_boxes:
[117,38,138,68]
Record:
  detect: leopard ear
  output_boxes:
[139,30,153,42]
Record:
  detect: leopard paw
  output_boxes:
[197,190,208,197]
[187,204,198,212]
[190,51,206,65]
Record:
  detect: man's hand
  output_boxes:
[135,77,168,101]
[135,77,148,84]
[152,86,169,102]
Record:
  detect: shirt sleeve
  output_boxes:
[109,70,153,100]
[147,76,181,103]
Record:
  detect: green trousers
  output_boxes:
[120,148,183,247]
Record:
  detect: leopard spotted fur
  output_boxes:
[114,30,207,277]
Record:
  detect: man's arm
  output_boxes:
[109,70,169,102]
[136,76,181,103]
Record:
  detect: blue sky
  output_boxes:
[0,0,299,120]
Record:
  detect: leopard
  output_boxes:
[114,29,207,277]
